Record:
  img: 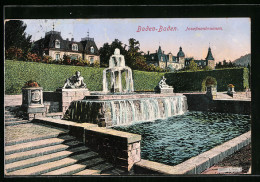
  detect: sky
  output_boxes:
[21,18,250,62]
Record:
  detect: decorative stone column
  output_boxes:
[206,85,217,99]
[22,87,46,120]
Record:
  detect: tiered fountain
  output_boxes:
[65,49,188,127]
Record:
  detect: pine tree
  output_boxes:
[5,20,32,54]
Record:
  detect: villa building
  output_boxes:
[32,30,100,63]
[144,46,215,70]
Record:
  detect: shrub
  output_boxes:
[5,47,23,60]
[93,60,100,68]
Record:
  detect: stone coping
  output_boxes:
[56,88,89,92]
[33,118,141,144]
[83,93,184,101]
[134,131,251,175]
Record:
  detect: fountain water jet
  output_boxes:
[103,48,134,93]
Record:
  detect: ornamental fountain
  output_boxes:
[65,48,188,127]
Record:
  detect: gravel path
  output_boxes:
[5,123,67,142]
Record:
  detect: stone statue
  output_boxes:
[62,71,87,89]
[158,76,172,89]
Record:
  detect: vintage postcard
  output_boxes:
[4,17,251,176]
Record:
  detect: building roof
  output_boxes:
[177,47,185,57]
[205,47,214,60]
[33,31,99,55]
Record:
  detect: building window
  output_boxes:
[90,46,94,53]
[90,56,94,63]
[55,54,60,60]
[152,56,154,60]
[55,40,60,48]
[72,44,78,51]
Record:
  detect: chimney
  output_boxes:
[148,51,150,55]
[163,51,164,54]
[66,38,69,41]
[156,50,157,53]
[71,38,74,41]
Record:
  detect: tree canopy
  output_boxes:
[5,20,32,53]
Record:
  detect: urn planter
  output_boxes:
[22,87,46,120]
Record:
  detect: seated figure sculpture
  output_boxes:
[62,71,87,89]
[158,76,172,89]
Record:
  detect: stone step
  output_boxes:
[5,141,82,164]
[5,120,31,126]
[5,135,75,155]
[5,145,89,173]
[5,118,23,122]
[73,162,114,175]
[5,114,16,118]
[6,151,99,175]
[44,157,106,175]
[5,132,68,146]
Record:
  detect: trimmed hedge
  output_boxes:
[5,60,104,94]
[165,68,249,92]
[5,60,249,94]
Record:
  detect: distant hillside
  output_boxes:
[233,53,251,66]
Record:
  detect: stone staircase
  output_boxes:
[5,130,126,175]
[5,106,31,126]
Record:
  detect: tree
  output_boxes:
[5,20,32,56]
[203,65,213,71]
[99,39,127,67]
[188,59,198,71]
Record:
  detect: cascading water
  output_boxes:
[67,95,187,127]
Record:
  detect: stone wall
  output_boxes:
[85,127,141,171]
[33,118,141,172]
[56,88,90,114]
[184,93,251,115]
[43,91,61,113]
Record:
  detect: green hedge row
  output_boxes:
[5,60,249,94]
[165,68,249,92]
[5,60,104,94]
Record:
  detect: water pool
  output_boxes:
[113,111,250,166]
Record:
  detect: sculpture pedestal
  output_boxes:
[21,87,46,120]
[206,86,217,99]
[56,88,90,113]
[160,87,174,94]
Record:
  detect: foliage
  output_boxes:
[215,60,237,69]
[187,59,198,72]
[133,70,165,91]
[63,54,71,65]
[26,52,41,62]
[42,55,53,64]
[5,60,104,94]
[99,39,128,66]
[5,60,249,94]
[5,47,23,60]
[165,68,249,92]
[228,84,235,88]
[23,80,40,88]
[201,76,217,91]
[93,60,100,68]
[5,20,32,55]
[203,65,213,71]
